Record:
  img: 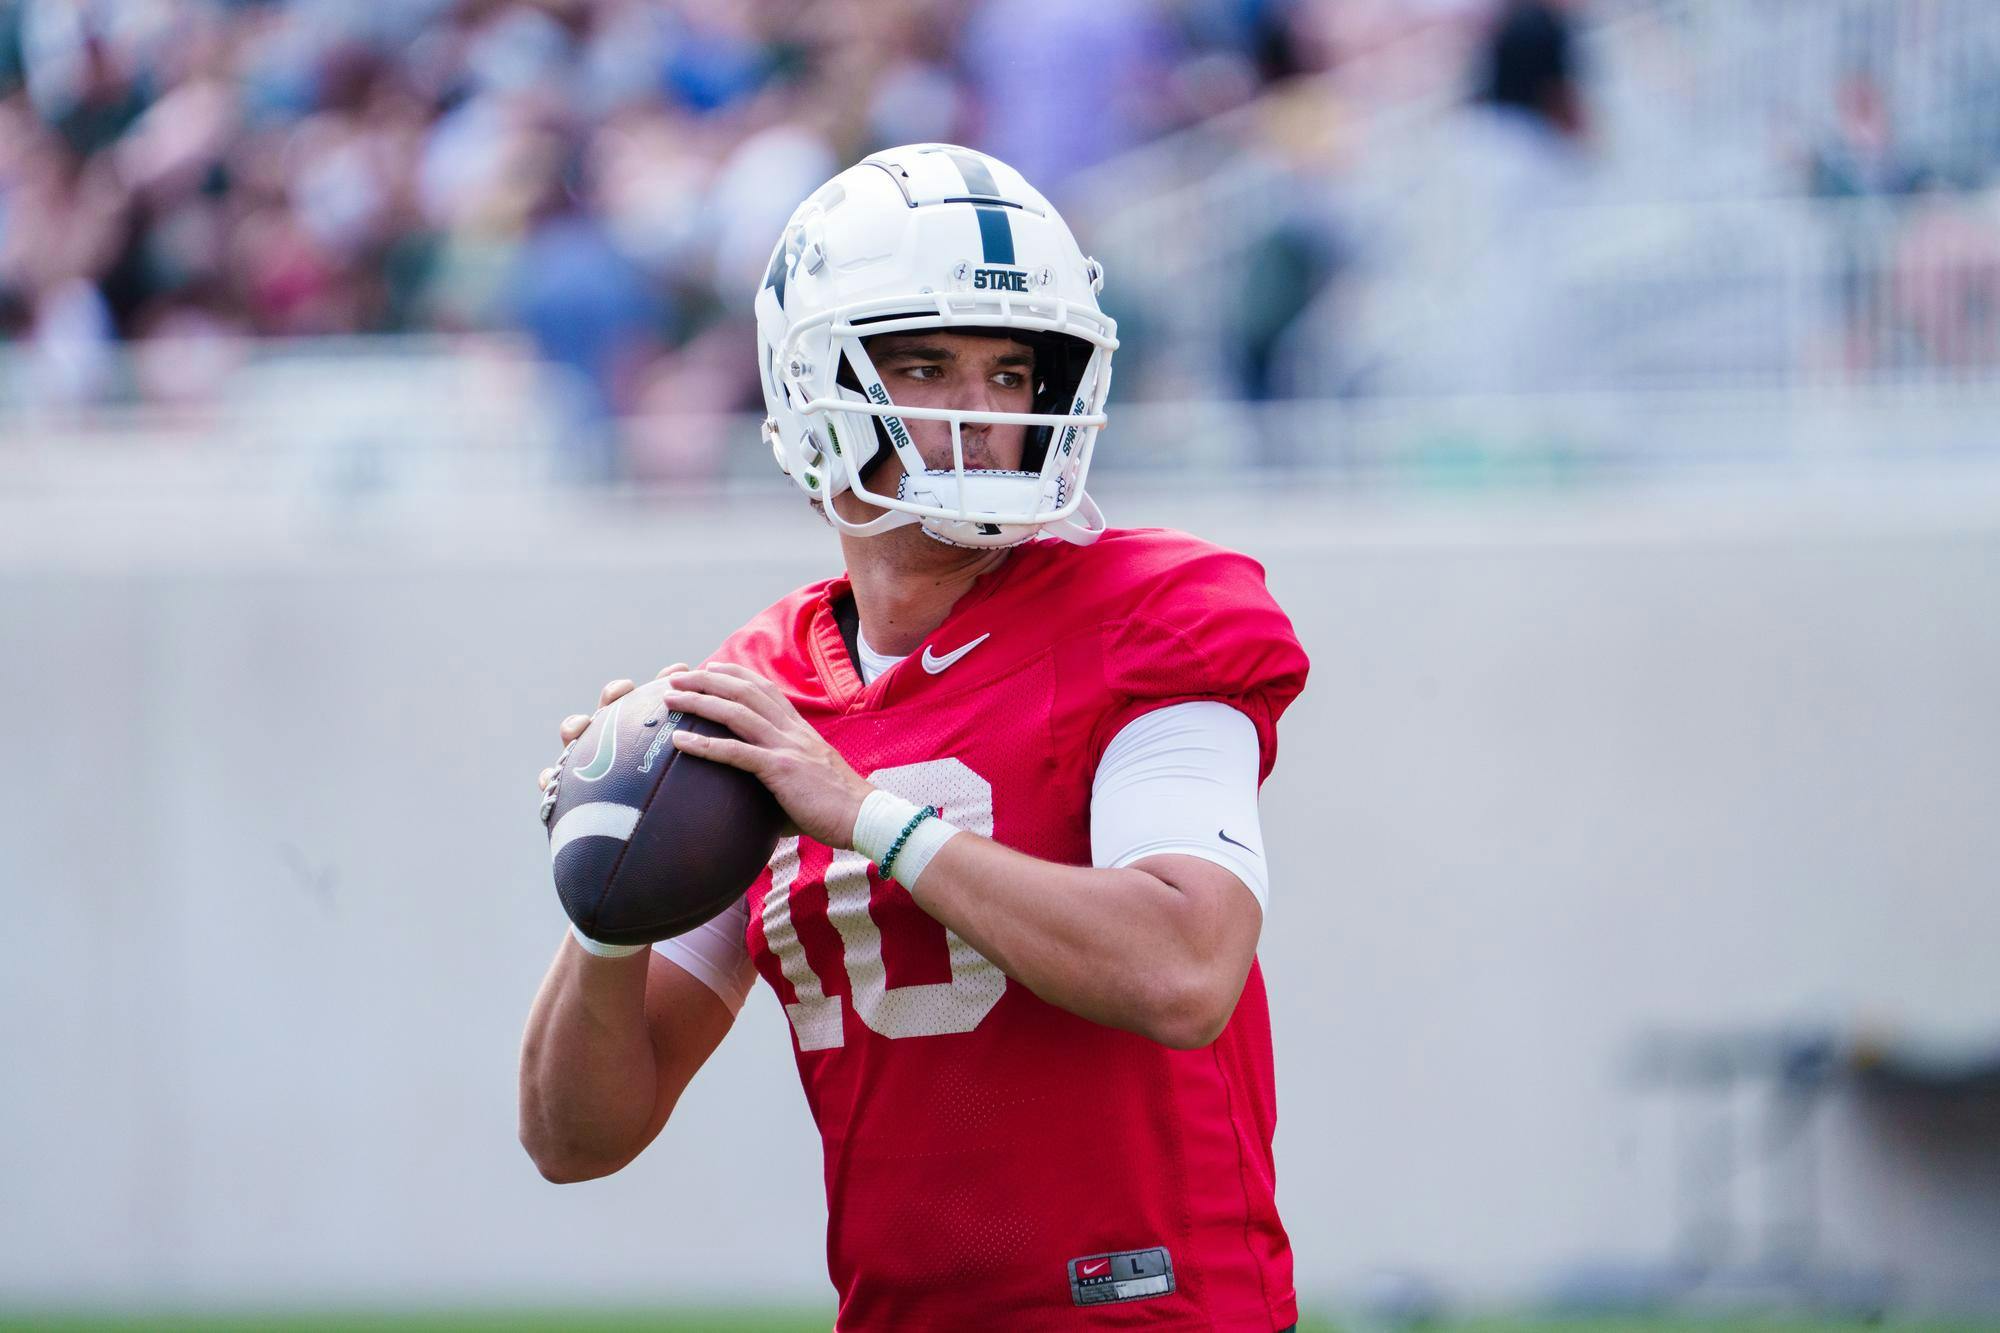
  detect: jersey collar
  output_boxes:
[807,544,1043,711]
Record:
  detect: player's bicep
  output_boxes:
[635,949,739,1148]
[635,892,756,1147]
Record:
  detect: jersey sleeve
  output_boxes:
[1091,538,1310,782]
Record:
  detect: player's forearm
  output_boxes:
[517,938,658,1181]
[908,834,1243,1049]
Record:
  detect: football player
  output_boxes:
[521,145,1309,1332]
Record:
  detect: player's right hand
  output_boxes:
[537,665,689,793]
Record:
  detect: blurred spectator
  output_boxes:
[1888,181,2000,375]
[1475,0,1586,144]
[509,143,664,482]
[1232,84,1353,407]
[1805,72,1926,377]
[1809,72,1923,201]
[958,0,1182,199]
[1236,216,1343,403]
[706,116,838,310]
[1364,0,1594,395]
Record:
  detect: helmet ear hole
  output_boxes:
[1021,331,1095,471]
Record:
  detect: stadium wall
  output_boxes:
[2,482,1997,1316]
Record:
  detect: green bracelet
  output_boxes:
[876,805,938,881]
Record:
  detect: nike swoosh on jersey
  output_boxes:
[921,632,991,675]
[573,698,624,781]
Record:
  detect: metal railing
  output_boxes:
[10,370,2000,505]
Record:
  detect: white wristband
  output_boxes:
[888,814,958,888]
[569,922,646,959]
[851,789,960,889]
[852,789,924,865]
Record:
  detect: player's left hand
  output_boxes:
[664,663,873,850]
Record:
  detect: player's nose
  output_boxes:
[956,387,994,430]
[957,370,1005,415]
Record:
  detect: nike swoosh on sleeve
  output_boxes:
[1218,828,1259,856]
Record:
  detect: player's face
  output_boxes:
[865,332,1035,473]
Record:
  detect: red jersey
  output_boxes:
[710,527,1310,1331]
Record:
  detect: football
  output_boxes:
[540,677,784,946]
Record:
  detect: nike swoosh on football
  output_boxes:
[573,698,624,781]
[1218,828,1259,856]
[921,632,991,675]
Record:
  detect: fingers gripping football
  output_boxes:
[666,664,873,848]
[667,668,783,747]
[537,666,686,792]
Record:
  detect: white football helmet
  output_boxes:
[755,144,1118,548]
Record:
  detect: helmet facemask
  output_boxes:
[782,299,1114,548]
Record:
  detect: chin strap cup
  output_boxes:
[1043,491,1107,546]
[890,470,1103,549]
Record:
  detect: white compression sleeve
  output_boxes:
[1089,700,1270,911]
[652,894,759,1014]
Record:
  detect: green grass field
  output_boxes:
[5,1317,1998,1333]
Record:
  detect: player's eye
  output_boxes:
[899,364,943,381]
[993,372,1026,390]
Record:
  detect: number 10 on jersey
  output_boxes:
[758,758,1005,1048]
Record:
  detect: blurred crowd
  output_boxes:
[1224,0,2000,402]
[9,0,1998,478]
[0,0,1336,469]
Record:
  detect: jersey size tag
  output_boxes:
[1068,1246,1175,1306]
